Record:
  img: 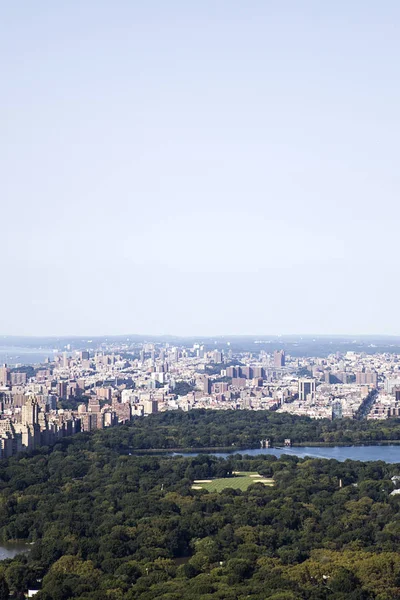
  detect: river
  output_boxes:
[0,346,52,366]
[172,445,400,463]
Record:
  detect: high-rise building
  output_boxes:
[253,367,265,379]
[143,399,158,415]
[213,350,223,363]
[56,382,67,399]
[356,371,377,386]
[21,397,39,426]
[274,350,285,368]
[241,366,253,379]
[0,365,10,387]
[10,372,27,386]
[88,398,101,413]
[299,378,316,401]
[226,366,241,378]
[203,375,211,394]
[96,387,112,401]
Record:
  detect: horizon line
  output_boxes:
[1,333,400,339]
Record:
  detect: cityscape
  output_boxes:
[1,336,400,458]
[4,1,400,598]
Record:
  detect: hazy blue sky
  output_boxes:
[2,1,400,336]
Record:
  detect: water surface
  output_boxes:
[0,346,51,366]
[174,445,400,463]
[0,541,30,560]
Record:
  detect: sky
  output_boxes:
[1,1,400,337]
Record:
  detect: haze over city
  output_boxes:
[3,0,400,336]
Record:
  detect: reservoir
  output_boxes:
[0,541,30,561]
[173,445,400,463]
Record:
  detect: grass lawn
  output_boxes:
[192,471,274,492]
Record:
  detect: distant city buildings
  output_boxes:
[274,350,285,368]
[0,342,398,457]
[299,378,316,401]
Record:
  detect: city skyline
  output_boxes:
[0,334,397,458]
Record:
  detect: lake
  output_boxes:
[173,445,400,463]
[0,541,30,560]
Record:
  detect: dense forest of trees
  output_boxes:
[0,412,399,597]
[0,421,398,597]
[98,409,400,451]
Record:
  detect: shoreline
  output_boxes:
[128,440,400,454]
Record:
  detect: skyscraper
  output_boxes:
[203,375,211,394]
[299,378,316,401]
[274,351,285,368]
[21,397,39,426]
[0,365,10,387]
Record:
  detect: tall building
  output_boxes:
[253,367,265,379]
[10,372,27,386]
[21,397,39,426]
[0,365,10,387]
[226,366,241,378]
[203,375,211,394]
[274,351,286,368]
[299,378,316,401]
[143,399,158,415]
[213,350,223,363]
[356,371,377,387]
[57,381,67,398]
[241,366,253,379]
[88,398,101,413]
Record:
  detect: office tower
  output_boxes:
[143,399,158,415]
[241,366,253,379]
[213,350,223,363]
[202,375,211,394]
[299,378,316,401]
[274,350,285,368]
[96,387,112,401]
[356,371,377,386]
[253,367,265,378]
[88,398,101,413]
[0,365,10,387]
[56,382,67,399]
[10,372,27,386]
[21,397,39,426]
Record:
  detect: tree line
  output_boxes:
[97,409,400,450]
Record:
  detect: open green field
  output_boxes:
[192,471,274,492]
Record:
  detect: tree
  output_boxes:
[0,577,9,600]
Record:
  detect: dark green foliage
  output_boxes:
[0,412,398,597]
[173,381,195,397]
[0,576,8,600]
[100,409,400,450]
